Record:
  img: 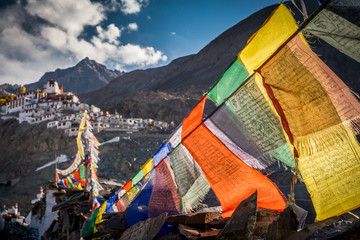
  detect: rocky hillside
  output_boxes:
[24,57,122,95]
[80,0,360,124]
[79,4,278,123]
[0,89,13,98]
[0,84,20,94]
[0,119,166,214]
[0,58,122,95]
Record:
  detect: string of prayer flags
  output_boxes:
[58,112,104,200]
[104,1,360,223]
[260,34,360,221]
[304,0,360,62]
[56,153,82,176]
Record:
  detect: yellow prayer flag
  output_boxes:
[260,35,360,221]
[239,4,300,72]
[140,158,153,175]
[77,117,86,159]
[94,200,107,234]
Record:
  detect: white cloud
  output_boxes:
[41,27,68,49]
[116,44,168,66]
[120,0,147,15]
[25,0,105,35]
[128,23,138,31]
[0,0,167,85]
[171,32,176,35]
[97,24,122,44]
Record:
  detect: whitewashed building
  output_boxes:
[59,114,75,121]
[65,127,79,137]
[47,121,59,128]
[93,122,110,132]
[57,121,72,129]
[18,116,36,124]
[43,80,62,95]
[6,91,46,114]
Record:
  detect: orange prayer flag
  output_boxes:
[123,180,132,191]
[115,199,127,212]
[73,170,86,186]
[182,95,207,140]
[183,124,286,218]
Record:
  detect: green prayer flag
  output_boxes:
[270,144,296,169]
[82,206,100,237]
[131,170,144,186]
[207,59,249,106]
[66,178,73,189]
[80,163,85,180]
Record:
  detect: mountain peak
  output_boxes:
[76,57,95,67]
[24,58,123,95]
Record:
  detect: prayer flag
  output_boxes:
[148,159,181,218]
[260,34,360,221]
[140,158,153,176]
[165,124,183,149]
[82,200,107,237]
[181,95,207,140]
[182,123,287,218]
[239,4,301,72]
[208,59,249,106]
[169,144,210,212]
[304,6,360,62]
[132,170,144,186]
[152,143,172,166]
[123,180,132,191]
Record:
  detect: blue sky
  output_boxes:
[0,0,280,85]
